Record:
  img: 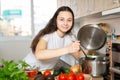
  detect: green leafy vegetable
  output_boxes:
[0,59,30,80]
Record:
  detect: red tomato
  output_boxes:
[67,72,76,80]
[43,70,51,77]
[76,73,84,80]
[26,69,38,77]
[58,73,67,80]
[84,66,92,74]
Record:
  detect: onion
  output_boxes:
[70,64,82,74]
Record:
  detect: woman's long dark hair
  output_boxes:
[31,6,75,53]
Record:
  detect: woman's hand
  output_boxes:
[67,41,80,53]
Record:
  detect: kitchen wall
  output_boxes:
[0,39,32,62]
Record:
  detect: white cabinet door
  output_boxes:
[57,0,71,8]
[103,0,120,10]
[76,0,88,18]
[91,0,104,14]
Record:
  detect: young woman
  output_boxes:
[23,6,82,70]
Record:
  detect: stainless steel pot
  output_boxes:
[77,24,109,77]
[79,56,109,77]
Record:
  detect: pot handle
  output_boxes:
[79,57,83,65]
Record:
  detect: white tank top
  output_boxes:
[23,31,74,70]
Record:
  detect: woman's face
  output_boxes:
[56,11,73,34]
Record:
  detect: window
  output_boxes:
[0,0,32,37]
[0,0,57,39]
[33,0,57,35]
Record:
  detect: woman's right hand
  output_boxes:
[67,41,80,53]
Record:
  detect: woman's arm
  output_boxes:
[35,39,80,60]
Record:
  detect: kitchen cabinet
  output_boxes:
[70,0,78,18]
[57,0,90,18]
[76,0,104,18]
[57,0,120,18]
[92,0,104,14]
[76,0,88,18]
[109,40,120,80]
[57,0,104,18]
[57,0,64,7]
[57,0,71,8]
[57,0,78,18]
[103,0,120,11]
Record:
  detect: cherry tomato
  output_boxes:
[43,70,51,77]
[76,73,84,80]
[67,71,76,80]
[58,73,67,80]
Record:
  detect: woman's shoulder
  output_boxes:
[44,32,56,37]
[42,32,56,40]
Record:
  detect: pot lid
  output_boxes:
[77,24,106,50]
